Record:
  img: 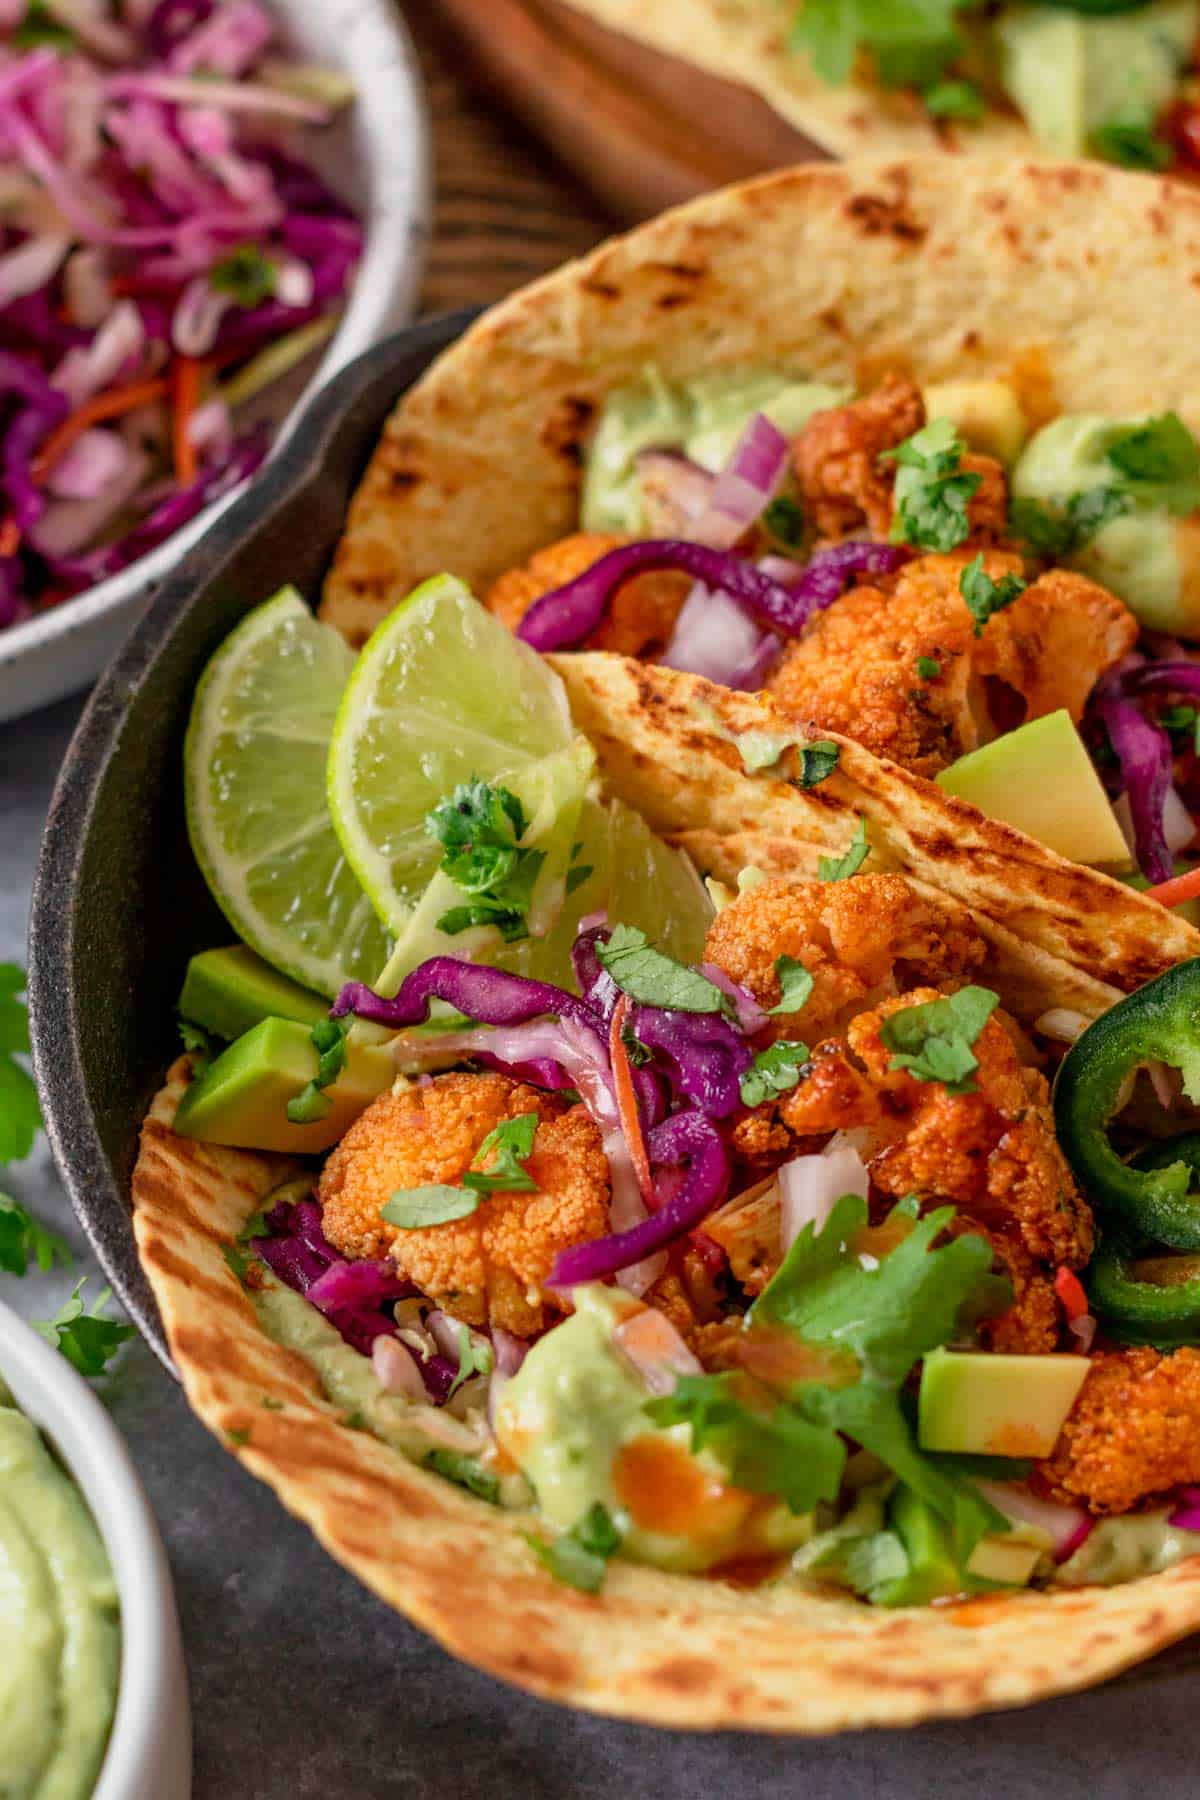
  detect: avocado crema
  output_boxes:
[0,1387,120,1800]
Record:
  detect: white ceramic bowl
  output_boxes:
[0,1300,192,1799]
[0,0,430,725]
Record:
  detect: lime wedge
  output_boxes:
[326,575,574,931]
[184,587,392,997]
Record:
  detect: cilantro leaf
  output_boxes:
[763,494,805,548]
[0,966,41,1165]
[382,1185,480,1228]
[179,1018,215,1074]
[739,1040,811,1108]
[222,1243,254,1284]
[923,78,983,121]
[1008,488,1128,558]
[959,553,1026,637]
[427,1448,501,1505]
[647,1373,847,1514]
[792,741,840,789]
[818,817,869,882]
[35,1281,133,1378]
[915,656,941,680]
[447,1323,494,1399]
[0,1192,72,1277]
[751,1192,1006,1387]
[790,0,963,89]
[597,925,731,1015]
[524,1502,621,1591]
[461,1112,540,1195]
[426,778,545,944]
[1105,412,1200,514]
[1091,115,1172,172]
[210,243,278,307]
[286,1016,349,1124]
[883,417,980,552]
[769,955,814,1016]
[877,985,999,1094]
[12,0,74,48]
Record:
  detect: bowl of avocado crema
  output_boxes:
[0,1300,191,1800]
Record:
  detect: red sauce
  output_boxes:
[613,1435,754,1541]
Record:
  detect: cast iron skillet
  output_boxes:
[28,313,475,1375]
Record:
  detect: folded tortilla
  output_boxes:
[134,160,1200,1729]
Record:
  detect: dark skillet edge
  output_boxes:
[28,312,479,1377]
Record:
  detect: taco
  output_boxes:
[549,0,1200,173]
[133,160,1200,1730]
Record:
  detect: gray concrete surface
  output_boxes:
[4,693,1199,1800]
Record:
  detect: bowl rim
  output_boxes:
[0,0,432,692]
[28,312,478,1377]
[0,1297,191,1797]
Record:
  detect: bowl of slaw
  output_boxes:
[0,0,430,723]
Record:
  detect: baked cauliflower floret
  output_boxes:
[766,550,1136,777]
[485,530,689,658]
[779,988,1094,1273]
[704,873,987,1049]
[318,1072,610,1337]
[793,374,926,539]
[1038,1347,1200,1514]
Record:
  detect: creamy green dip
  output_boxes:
[0,1390,120,1800]
[1057,1509,1200,1587]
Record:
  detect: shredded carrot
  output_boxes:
[170,355,202,488]
[609,994,655,1209]
[0,519,19,558]
[32,377,170,482]
[1054,1266,1089,1322]
[1144,865,1200,909]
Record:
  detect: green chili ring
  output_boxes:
[1053,959,1200,1249]
[1085,1231,1200,1348]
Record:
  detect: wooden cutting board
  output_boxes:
[426,0,827,224]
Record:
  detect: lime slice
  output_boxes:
[326,575,573,931]
[185,587,393,998]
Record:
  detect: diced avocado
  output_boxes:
[581,367,849,533]
[936,710,1130,869]
[173,1015,394,1153]
[965,1533,1044,1588]
[923,381,1027,467]
[178,944,327,1042]
[875,1485,961,1606]
[918,1347,1089,1459]
[994,0,1195,158]
[1074,512,1188,637]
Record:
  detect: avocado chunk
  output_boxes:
[173,1015,394,1153]
[936,710,1130,869]
[923,381,1027,467]
[918,1347,1089,1458]
[994,0,1195,158]
[964,1533,1044,1588]
[178,944,327,1042]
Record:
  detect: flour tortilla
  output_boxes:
[323,157,1200,645]
[135,1059,1200,1730]
[554,0,1036,161]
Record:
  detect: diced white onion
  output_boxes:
[779,1134,870,1252]
[1034,1008,1092,1044]
[371,1335,426,1402]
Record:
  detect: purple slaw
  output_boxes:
[0,0,362,624]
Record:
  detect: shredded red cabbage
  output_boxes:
[632,1007,752,1119]
[1096,667,1176,884]
[550,1110,731,1285]
[257,1199,411,1353]
[332,958,606,1039]
[1168,1485,1200,1532]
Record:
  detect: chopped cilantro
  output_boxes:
[342,1410,367,1432]
[462,1113,540,1195]
[427,1448,501,1505]
[12,0,74,48]
[35,1280,134,1378]
[447,1323,495,1399]
[818,817,869,882]
[959,554,1026,637]
[227,1427,251,1447]
[286,1016,349,1124]
[0,1192,72,1277]
[877,985,999,1094]
[739,1040,811,1108]
[769,955,815,1016]
[883,417,980,552]
[1105,412,1200,514]
[597,925,731,1015]
[915,656,941,681]
[261,1396,284,1411]
[210,244,278,307]
[763,494,805,548]
[1091,115,1172,172]
[383,1185,480,1229]
[792,740,840,789]
[222,1242,254,1284]
[179,1018,215,1074]
[734,731,839,786]
[1008,489,1128,558]
[923,78,984,122]
[0,965,41,1165]
[524,1502,620,1590]
[648,1373,847,1514]
[426,777,544,943]
[1160,704,1199,740]
[789,0,963,89]
[565,841,594,896]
